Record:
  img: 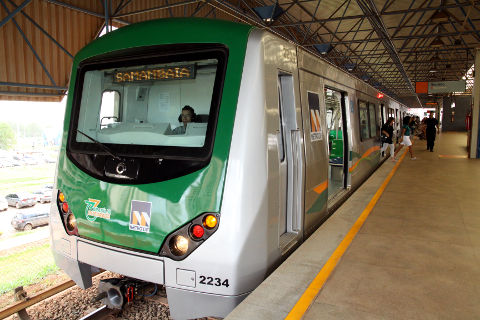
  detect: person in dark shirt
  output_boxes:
[380,117,395,160]
[172,105,196,135]
[425,113,439,152]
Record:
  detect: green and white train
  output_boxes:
[50,18,406,319]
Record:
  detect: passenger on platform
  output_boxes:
[420,117,428,140]
[393,116,416,160]
[425,113,439,152]
[380,117,395,160]
[409,116,416,137]
[172,105,196,135]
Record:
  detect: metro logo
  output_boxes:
[129,200,152,233]
[131,210,150,227]
[307,91,323,141]
[84,199,111,222]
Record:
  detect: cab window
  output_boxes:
[100,90,121,129]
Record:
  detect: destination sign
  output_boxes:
[114,65,195,83]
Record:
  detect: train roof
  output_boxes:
[73,18,253,64]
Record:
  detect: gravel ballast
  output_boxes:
[7,272,170,320]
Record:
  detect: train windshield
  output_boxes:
[75,58,218,148]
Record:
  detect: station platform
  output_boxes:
[226,132,480,320]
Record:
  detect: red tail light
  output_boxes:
[191,225,205,239]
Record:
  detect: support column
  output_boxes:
[470,48,480,158]
[436,98,442,131]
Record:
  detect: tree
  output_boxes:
[0,122,16,150]
[24,122,43,137]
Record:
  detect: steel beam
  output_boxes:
[191,0,210,17]
[454,0,480,41]
[314,18,480,37]
[0,0,31,28]
[350,47,475,56]
[0,91,63,97]
[0,82,67,90]
[114,0,200,18]
[5,0,73,58]
[356,0,420,107]
[272,1,480,28]
[313,30,480,45]
[271,14,366,27]
[44,0,129,25]
[103,0,110,33]
[0,0,57,86]
[300,0,351,44]
[301,0,323,43]
[113,0,132,15]
[291,0,382,82]
[366,59,472,65]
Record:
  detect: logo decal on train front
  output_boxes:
[84,199,111,222]
[129,200,152,233]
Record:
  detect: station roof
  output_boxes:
[1,0,479,107]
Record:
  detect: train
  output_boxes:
[50,18,407,319]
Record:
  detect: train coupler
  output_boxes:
[96,277,157,309]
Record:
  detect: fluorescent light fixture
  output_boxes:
[253,4,284,22]
[431,9,450,23]
[345,63,356,71]
[430,37,445,47]
[314,43,333,55]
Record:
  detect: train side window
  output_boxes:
[368,103,377,138]
[358,100,369,141]
[99,90,121,129]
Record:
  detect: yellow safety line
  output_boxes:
[285,151,407,320]
[438,154,468,159]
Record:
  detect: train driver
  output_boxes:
[172,105,196,134]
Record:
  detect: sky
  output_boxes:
[0,97,66,129]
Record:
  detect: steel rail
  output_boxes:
[79,305,116,320]
[0,272,105,319]
[0,280,76,319]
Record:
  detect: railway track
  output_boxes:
[0,279,76,319]
[0,272,165,320]
[78,305,116,320]
[0,271,221,320]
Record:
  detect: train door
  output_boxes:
[298,70,328,237]
[277,72,303,251]
[324,88,347,199]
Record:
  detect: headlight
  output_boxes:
[66,213,77,232]
[169,235,189,256]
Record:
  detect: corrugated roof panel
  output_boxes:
[0,0,102,101]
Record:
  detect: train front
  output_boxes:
[50,19,253,319]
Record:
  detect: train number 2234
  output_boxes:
[199,275,230,287]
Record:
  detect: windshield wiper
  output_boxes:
[76,129,122,161]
